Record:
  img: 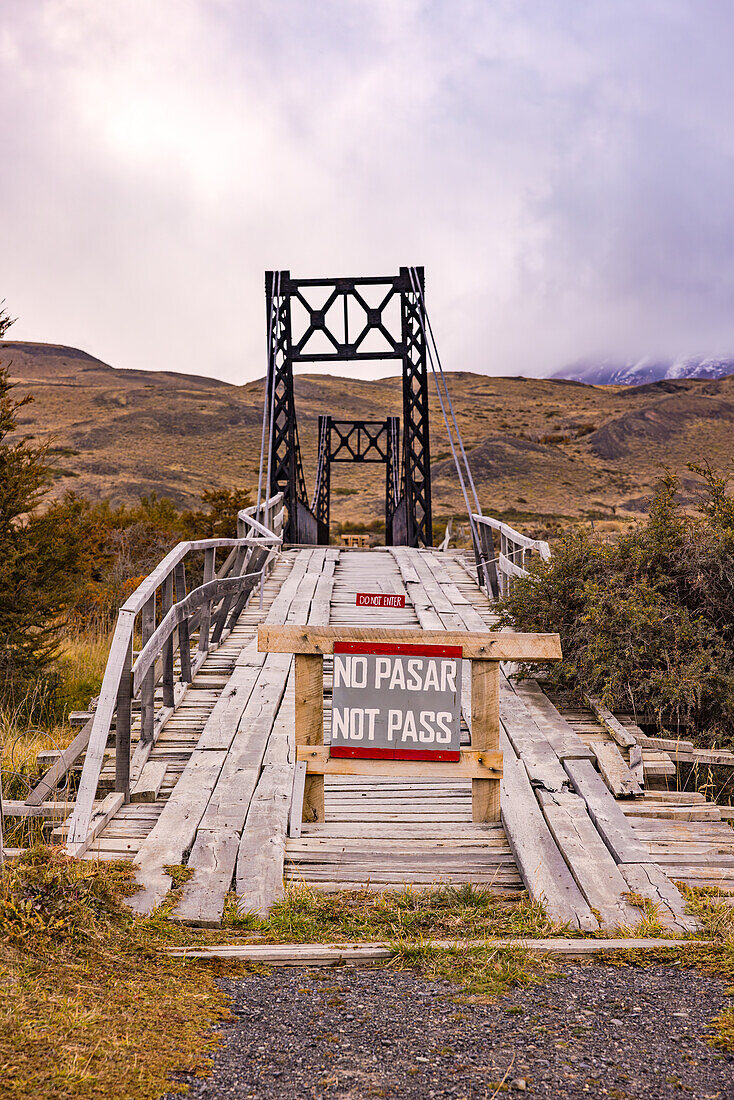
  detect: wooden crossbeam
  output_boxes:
[296,746,502,780]
[259,625,561,660]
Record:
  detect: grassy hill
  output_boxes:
[4,339,734,538]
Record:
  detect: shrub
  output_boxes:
[499,466,734,745]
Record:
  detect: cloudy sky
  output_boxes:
[2,1,734,383]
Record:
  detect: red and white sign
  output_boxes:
[355,592,406,608]
[330,641,463,761]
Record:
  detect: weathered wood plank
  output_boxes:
[629,744,645,785]
[288,762,307,839]
[297,746,503,780]
[195,651,266,751]
[130,760,167,804]
[259,625,562,661]
[563,758,651,864]
[196,656,292,832]
[68,792,126,859]
[592,742,643,798]
[537,789,642,929]
[295,654,325,823]
[2,799,75,819]
[499,687,569,793]
[585,695,637,749]
[619,863,698,933]
[173,828,240,926]
[128,751,228,913]
[235,764,293,915]
[26,718,94,806]
[511,680,595,760]
[470,661,501,822]
[499,731,597,930]
[167,937,709,964]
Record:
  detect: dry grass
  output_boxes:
[0,848,233,1100]
[0,697,68,801]
[389,940,555,999]
[223,882,559,943]
[0,625,110,846]
[53,626,110,716]
[13,340,734,531]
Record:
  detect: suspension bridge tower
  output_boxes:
[260,267,433,547]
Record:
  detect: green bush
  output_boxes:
[1,308,252,715]
[499,466,734,746]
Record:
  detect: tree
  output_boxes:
[182,488,253,539]
[500,468,734,746]
[0,310,79,708]
[0,300,15,340]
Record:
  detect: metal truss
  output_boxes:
[400,269,432,547]
[312,417,401,544]
[264,268,432,546]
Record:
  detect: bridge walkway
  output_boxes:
[56,546,734,931]
[283,549,521,896]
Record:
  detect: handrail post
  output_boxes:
[115,634,133,801]
[161,572,175,707]
[471,658,500,822]
[198,547,216,653]
[295,653,325,822]
[174,562,192,683]
[210,544,247,644]
[475,520,499,599]
[140,594,156,745]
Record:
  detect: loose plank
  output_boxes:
[591,742,643,799]
[499,731,597,930]
[585,695,637,749]
[537,789,642,929]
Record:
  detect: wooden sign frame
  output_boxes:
[258,625,562,826]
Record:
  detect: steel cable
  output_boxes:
[407,267,482,554]
[256,272,280,523]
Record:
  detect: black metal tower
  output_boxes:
[264,268,432,546]
[312,417,401,545]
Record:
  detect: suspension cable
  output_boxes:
[409,267,482,518]
[256,272,280,522]
[263,270,281,520]
[407,267,482,549]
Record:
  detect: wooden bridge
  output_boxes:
[24,500,726,932]
[13,266,732,935]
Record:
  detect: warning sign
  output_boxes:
[356,592,406,608]
[330,642,463,761]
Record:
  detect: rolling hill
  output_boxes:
[4,340,734,538]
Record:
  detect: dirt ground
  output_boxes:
[168,962,734,1099]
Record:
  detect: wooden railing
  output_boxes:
[471,514,551,600]
[64,494,284,855]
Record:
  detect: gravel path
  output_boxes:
[171,964,734,1099]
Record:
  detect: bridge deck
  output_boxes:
[57,546,734,929]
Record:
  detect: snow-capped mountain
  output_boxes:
[551,356,734,386]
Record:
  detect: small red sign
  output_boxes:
[355,592,406,608]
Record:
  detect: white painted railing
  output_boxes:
[471,514,551,599]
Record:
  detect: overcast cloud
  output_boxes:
[1,0,734,382]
